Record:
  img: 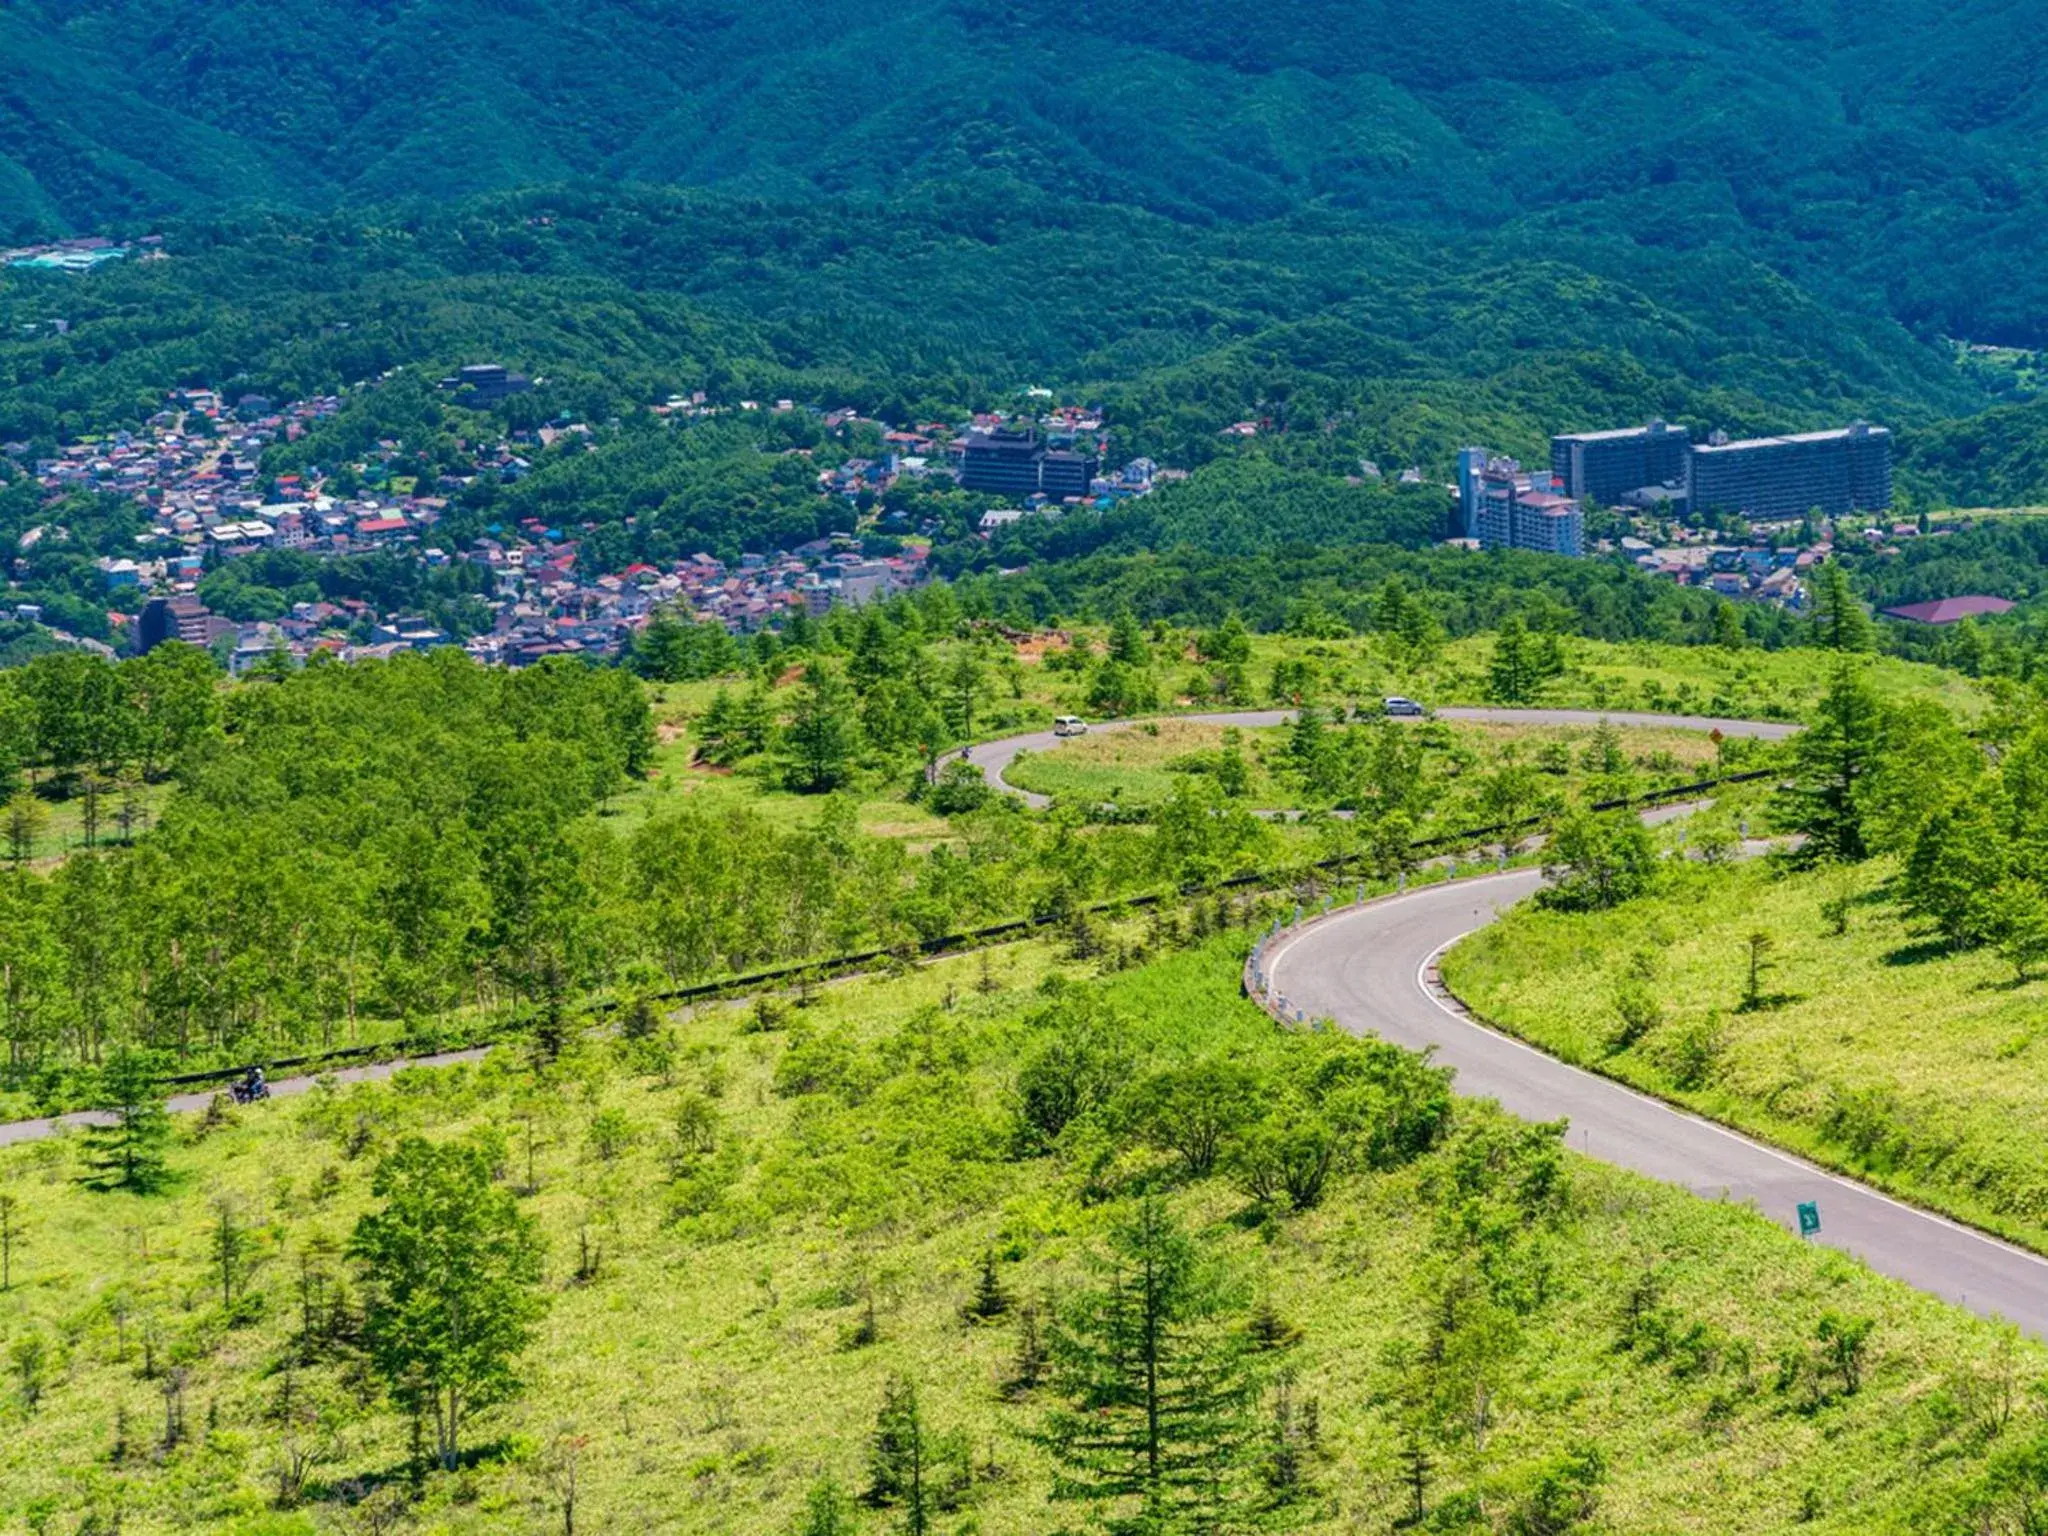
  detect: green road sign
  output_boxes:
[1797,1201,1821,1238]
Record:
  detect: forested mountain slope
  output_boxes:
[7,0,2048,344]
[0,188,1985,463]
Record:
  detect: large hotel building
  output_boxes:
[1687,424,1893,520]
[1547,420,1891,520]
[1550,419,1691,507]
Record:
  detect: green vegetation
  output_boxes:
[9,0,2048,362]
[1004,716,1732,817]
[1445,854,2048,1255]
[1,934,2044,1533]
[2,603,1986,1105]
[1445,659,2048,1253]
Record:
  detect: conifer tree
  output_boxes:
[964,1250,1011,1323]
[1811,561,1875,653]
[1037,1199,1271,1532]
[1488,618,1539,704]
[1784,659,1886,861]
[782,665,858,794]
[865,1375,933,1532]
[1710,599,1746,651]
[83,1048,172,1192]
[1004,1301,1049,1399]
[944,650,986,742]
[1108,609,1150,669]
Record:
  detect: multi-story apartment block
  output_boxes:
[1550,419,1690,506]
[1470,457,1585,557]
[1688,423,1892,520]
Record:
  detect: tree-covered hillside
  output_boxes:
[0,187,1985,463]
[9,0,2048,347]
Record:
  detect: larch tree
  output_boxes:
[1810,560,1875,653]
[1783,659,1887,861]
[82,1047,172,1192]
[1036,1198,1274,1534]
[781,663,858,794]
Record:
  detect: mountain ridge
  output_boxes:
[9,0,2048,342]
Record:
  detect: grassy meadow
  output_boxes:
[1004,717,1730,813]
[1443,855,2048,1255]
[0,930,2042,1534]
[616,632,1978,843]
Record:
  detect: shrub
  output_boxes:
[928,758,992,815]
[1662,1014,1729,1091]
[1607,982,1663,1054]
[1009,993,1132,1154]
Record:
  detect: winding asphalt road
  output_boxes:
[18,706,2023,1333]
[1262,871,2048,1334]
[976,708,1801,809]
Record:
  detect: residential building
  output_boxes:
[1456,446,1487,540]
[1689,423,1892,521]
[1511,490,1585,557]
[136,596,223,652]
[1550,420,1690,506]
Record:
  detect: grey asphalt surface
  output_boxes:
[977,707,1800,809]
[1263,870,2048,1333]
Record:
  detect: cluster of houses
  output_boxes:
[159,537,929,674]
[1609,514,1997,614]
[5,369,1186,671]
[12,381,957,671]
[1612,529,1823,606]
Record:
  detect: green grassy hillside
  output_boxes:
[2,934,2044,1534]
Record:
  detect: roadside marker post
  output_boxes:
[1797,1201,1821,1239]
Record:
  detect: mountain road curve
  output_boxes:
[1261,869,2048,1334]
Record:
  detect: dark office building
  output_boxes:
[1689,423,1892,521]
[438,363,533,405]
[959,427,1098,500]
[1040,450,1096,500]
[960,427,1045,497]
[1550,420,1691,506]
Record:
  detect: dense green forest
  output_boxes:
[0,188,1975,466]
[10,0,2048,354]
[11,184,2048,520]
[0,593,1842,1101]
[9,0,2048,517]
